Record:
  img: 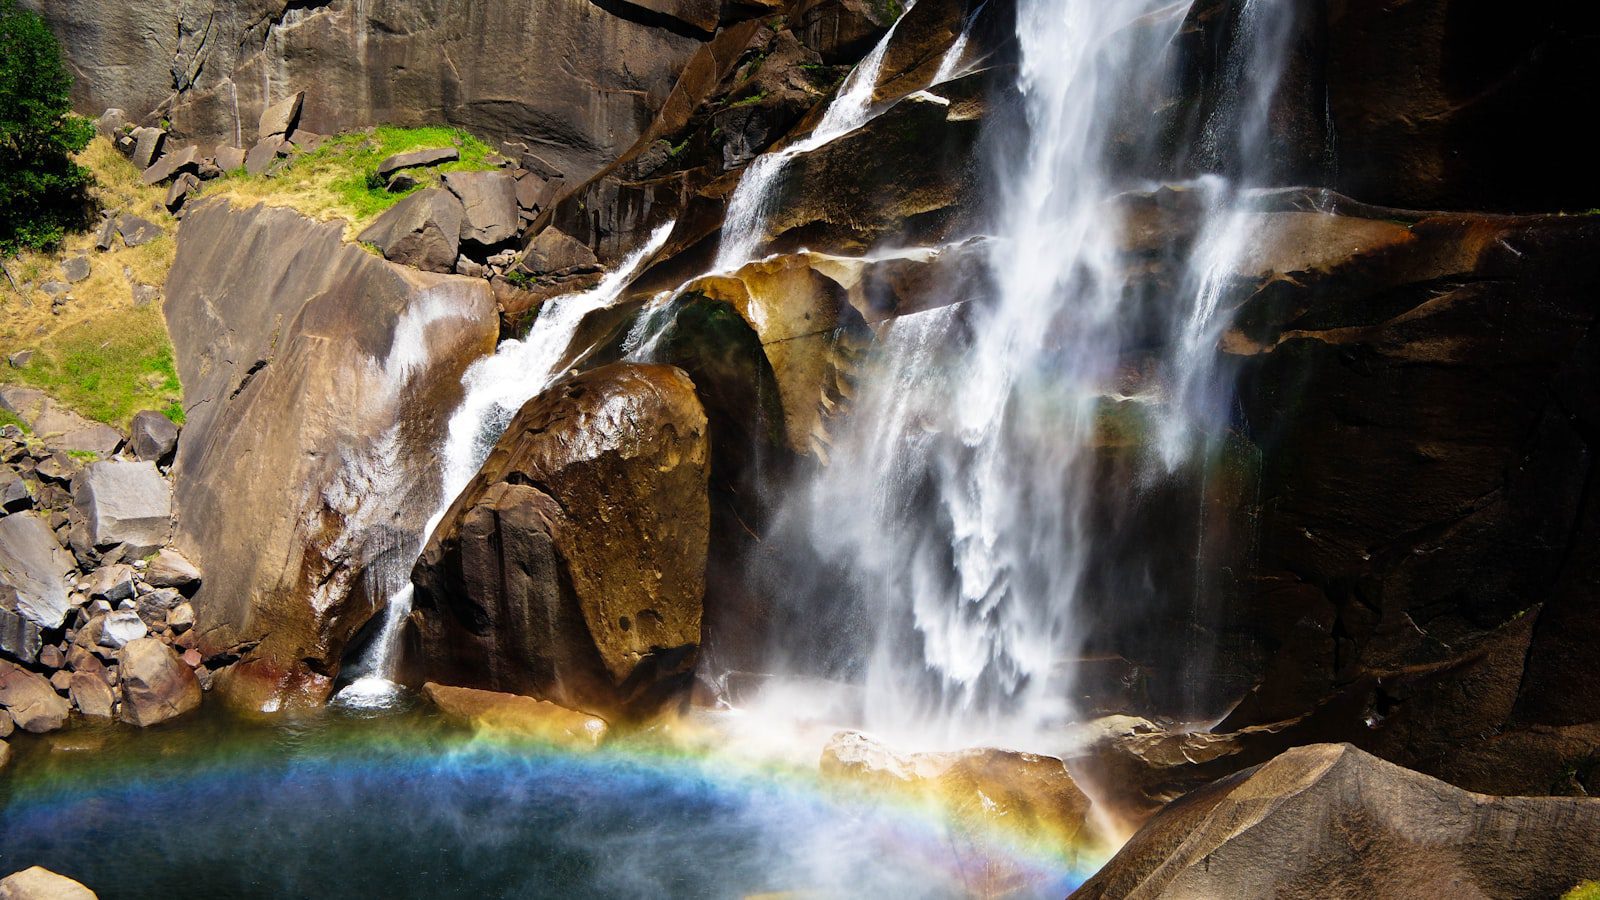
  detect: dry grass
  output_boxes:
[1,136,181,427]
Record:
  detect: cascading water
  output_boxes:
[335,223,676,705]
[744,0,1300,748]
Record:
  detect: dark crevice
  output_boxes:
[584,0,714,42]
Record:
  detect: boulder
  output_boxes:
[0,606,43,665]
[0,386,123,456]
[214,146,246,172]
[128,126,165,170]
[128,410,179,463]
[422,682,608,748]
[1,470,30,513]
[60,256,91,283]
[117,637,201,726]
[97,609,148,650]
[114,213,162,248]
[407,363,710,719]
[822,731,1098,850]
[69,671,116,719]
[72,460,171,554]
[140,143,198,186]
[376,147,458,180]
[356,188,465,274]
[244,136,288,176]
[256,91,304,140]
[163,172,201,212]
[0,867,97,900]
[0,513,75,629]
[0,660,71,733]
[521,227,599,275]
[1073,744,1600,900]
[164,200,496,713]
[143,548,200,589]
[135,587,182,627]
[441,171,520,247]
[84,564,137,602]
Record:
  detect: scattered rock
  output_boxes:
[1075,743,1600,900]
[68,671,116,719]
[97,609,147,650]
[1,470,30,513]
[441,170,520,247]
[244,137,289,176]
[214,146,246,172]
[167,602,194,633]
[164,172,201,212]
[93,108,127,137]
[93,217,117,251]
[129,126,166,170]
[385,172,421,193]
[0,709,10,737]
[6,350,33,369]
[0,659,71,733]
[117,637,201,726]
[143,548,199,589]
[38,644,63,669]
[128,410,179,463]
[257,91,305,140]
[0,513,76,629]
[39,282,70,298]
[376,147,458,179]
[0,866,98,900]
[453,256,486,278]
[130,284,160,307]
[521,227,599,274]
[355,188,465,273]
[135,588,182,627]
[114,214,163,248]
[0,739,7,771]
[84,564,137,602]
[72,460,172,555]
[0,606,43,665]
[60,256,91,283]
[423,682,607,748]
[141,144,199,186]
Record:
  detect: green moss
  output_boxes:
[6,304,183,428]
[727,92,769,109]
[0,406,29,433]
[66,448,98,462]
[1563,882,1600,900]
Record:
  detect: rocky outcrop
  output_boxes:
[406,363,710,720]
[164,200,497,713]
[1074,743,1600,899]
[0,387,122,457]
[422,682,608,748]
[0,867,98,900]
[24,0,705,186]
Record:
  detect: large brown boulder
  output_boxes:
[163,200,497,713]
[406,363,710,719]
[1074,743,1600,899]
[356,188,465,273]
[422,682,608,748]
[0,867,98,900]
[117,638,202,727]
[0,660,70,734]
[23,0,702,186]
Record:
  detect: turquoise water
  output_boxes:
[0,707,1085,899]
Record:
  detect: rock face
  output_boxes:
[164,200,497,712]
[822,731,1098,851]
[72,461,172,555]
[117,637,202,726]
[0,513,76,629]
[25,0,704,186]
[0,867,98,900]
[422,682,608,748]
[0,660,71,733]
[1074,743,1600,900]
[407,363,710,719]
[357,189,465,274]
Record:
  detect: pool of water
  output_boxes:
[0,705,1088,899]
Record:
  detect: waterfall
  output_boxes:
[746,0,1300,747]
[335,223,676,707]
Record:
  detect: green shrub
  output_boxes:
[0,0,95,254]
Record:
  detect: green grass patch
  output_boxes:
[6,304,183,428]
[0,406,29,433]
[1565,882,1600,900]
[213,125,498,233]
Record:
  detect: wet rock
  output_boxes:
[1074,743,1600,900]
[423,682,608,748]
[117,637,201,727]
[822,731,1098,849]
[129,126,166,170]
[72,461,171,555]
[114,214,162,248]
[97,609,147,650]
[376,147,458,180]
[1,470,30,513]
[143,548,199,590]
[69,671,116,719]
[355,188,465,274]
[164,200,496,713]
[141,144,198,186]
[128,410,179,463]
[441,171,520,247]
[409,364,710,720]
[0,660,71,733]
[0,866,97,900]
[257,91,304,140]
[60,256,91,283]
[0,513,76,629]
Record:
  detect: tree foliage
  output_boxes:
[0,0,94,254]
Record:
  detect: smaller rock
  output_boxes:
[38,644,65,670]
[356,188,465,273]
[143,548,200,589]
[454,256,486,278]
[69,671,116,718]
[1,469,30,513]
[48,670,71,693]
[522,227,599,274]
[376,147,458,179]
[96,609,147,651]
[61,256,91,283]
[180,647,202,668]
[0,866,99,900]
[386,172,421,193]
[94,217,117,251]
[128,410,179,463]
[39,281,70,297]
[32,453,78,483]
[164,172,201,212]
[214,146,246,172]
[136,588,182,627]
[167,602,195,633]
[257,91,305,140]
[245,137,290,176]
[129,126,167,170]
[441,170,520,246]
[6,350,32,369]
[115,214,163,248]
[288,130,324,152]
[94,108,127,137]
[131,284,160,307]
[118,637,201,726]
[85,564,137,602]
[141,144,199,186]
[0,606,43,665]
[0,709,10,737]
[0,659,71,733]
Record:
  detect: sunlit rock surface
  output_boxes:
[164,200,497,713]
[422,682,608,748]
